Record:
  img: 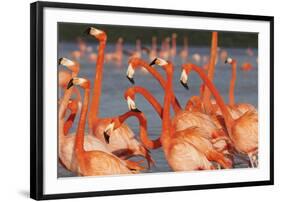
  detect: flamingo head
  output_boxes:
[85,27,107,42]
[67,77,90,89]
[180,64,192,90]
[103,119,122,144]
[126,59,139,84]
[126,96,141,113]
[225,57,234,64]
[149,57,173,74]
[58,57,80,75]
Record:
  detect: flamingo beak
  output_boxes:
[126,63,135,84]
[150,58,168,66]
[225,57,233,64]
[126,76,135,84]
[59,57,75,67]
[103,132,110,144]
[127,96,142,113]
[87,27,103,37]
[103,122,115,144]
[149,58,157,66]
[84,27,91,35]
[58,58,63,65]
[67,78,74,89]
[180,70,189,90]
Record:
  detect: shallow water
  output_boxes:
[58,42,258,177]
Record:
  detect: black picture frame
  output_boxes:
[30,1,274,200]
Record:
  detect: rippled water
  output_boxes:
[58,42,258,177]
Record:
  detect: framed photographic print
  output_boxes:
[30,1,274,200]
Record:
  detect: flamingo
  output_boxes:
[179,36,189,63]
[66,77,145,176]
[170,33,177,59]
[103,110,159,168]
[181,63,258,167]
[58,58,122,172]
[148,58,232,171]
[85,27,153,164]
[225,57,257,114]
[105,37,123,67]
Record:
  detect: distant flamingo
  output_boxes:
[105,37,123,67]
[149,58,232,170]
[66,77,145,176]
[179,36,189,63]
[225,57,257,114]
[170,33,177,59]
[85,27,153,164]
[241,62,254,71]
[181,63,258,167]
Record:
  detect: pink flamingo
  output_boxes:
[66,77,145,175]
[85,27,153,164]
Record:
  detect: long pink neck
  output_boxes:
[118,111,161,149]
[202,32,218,114]
[161,65,173,143]
[141,61,182,113]
[75,88,90,154]
[89,41,106,128]
[229,61,237,106]
[188,64,234,134]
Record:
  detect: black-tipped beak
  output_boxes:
[131,108,142,113]
[180,80,189,90]
[67,78,74,89]
[126,76,135,84]
[84,27,91,35]
[224,60,228,64]
[149,58,157,66]
[103,131,110,144]
[58,58,63,65]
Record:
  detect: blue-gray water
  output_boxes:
[58,42,258,177]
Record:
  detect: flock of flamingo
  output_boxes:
[58,26,258,176]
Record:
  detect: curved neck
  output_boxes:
[189,64,234,132]
[141,60,182,113]
[131,86,163,117]
[75,88,90,154]
[89,41,106,127]
[118,111,161,149]
[229,61,237,106]
[202,32,218,114]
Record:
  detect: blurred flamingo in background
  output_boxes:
[225,57,257,114]
[179,36,189,63]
